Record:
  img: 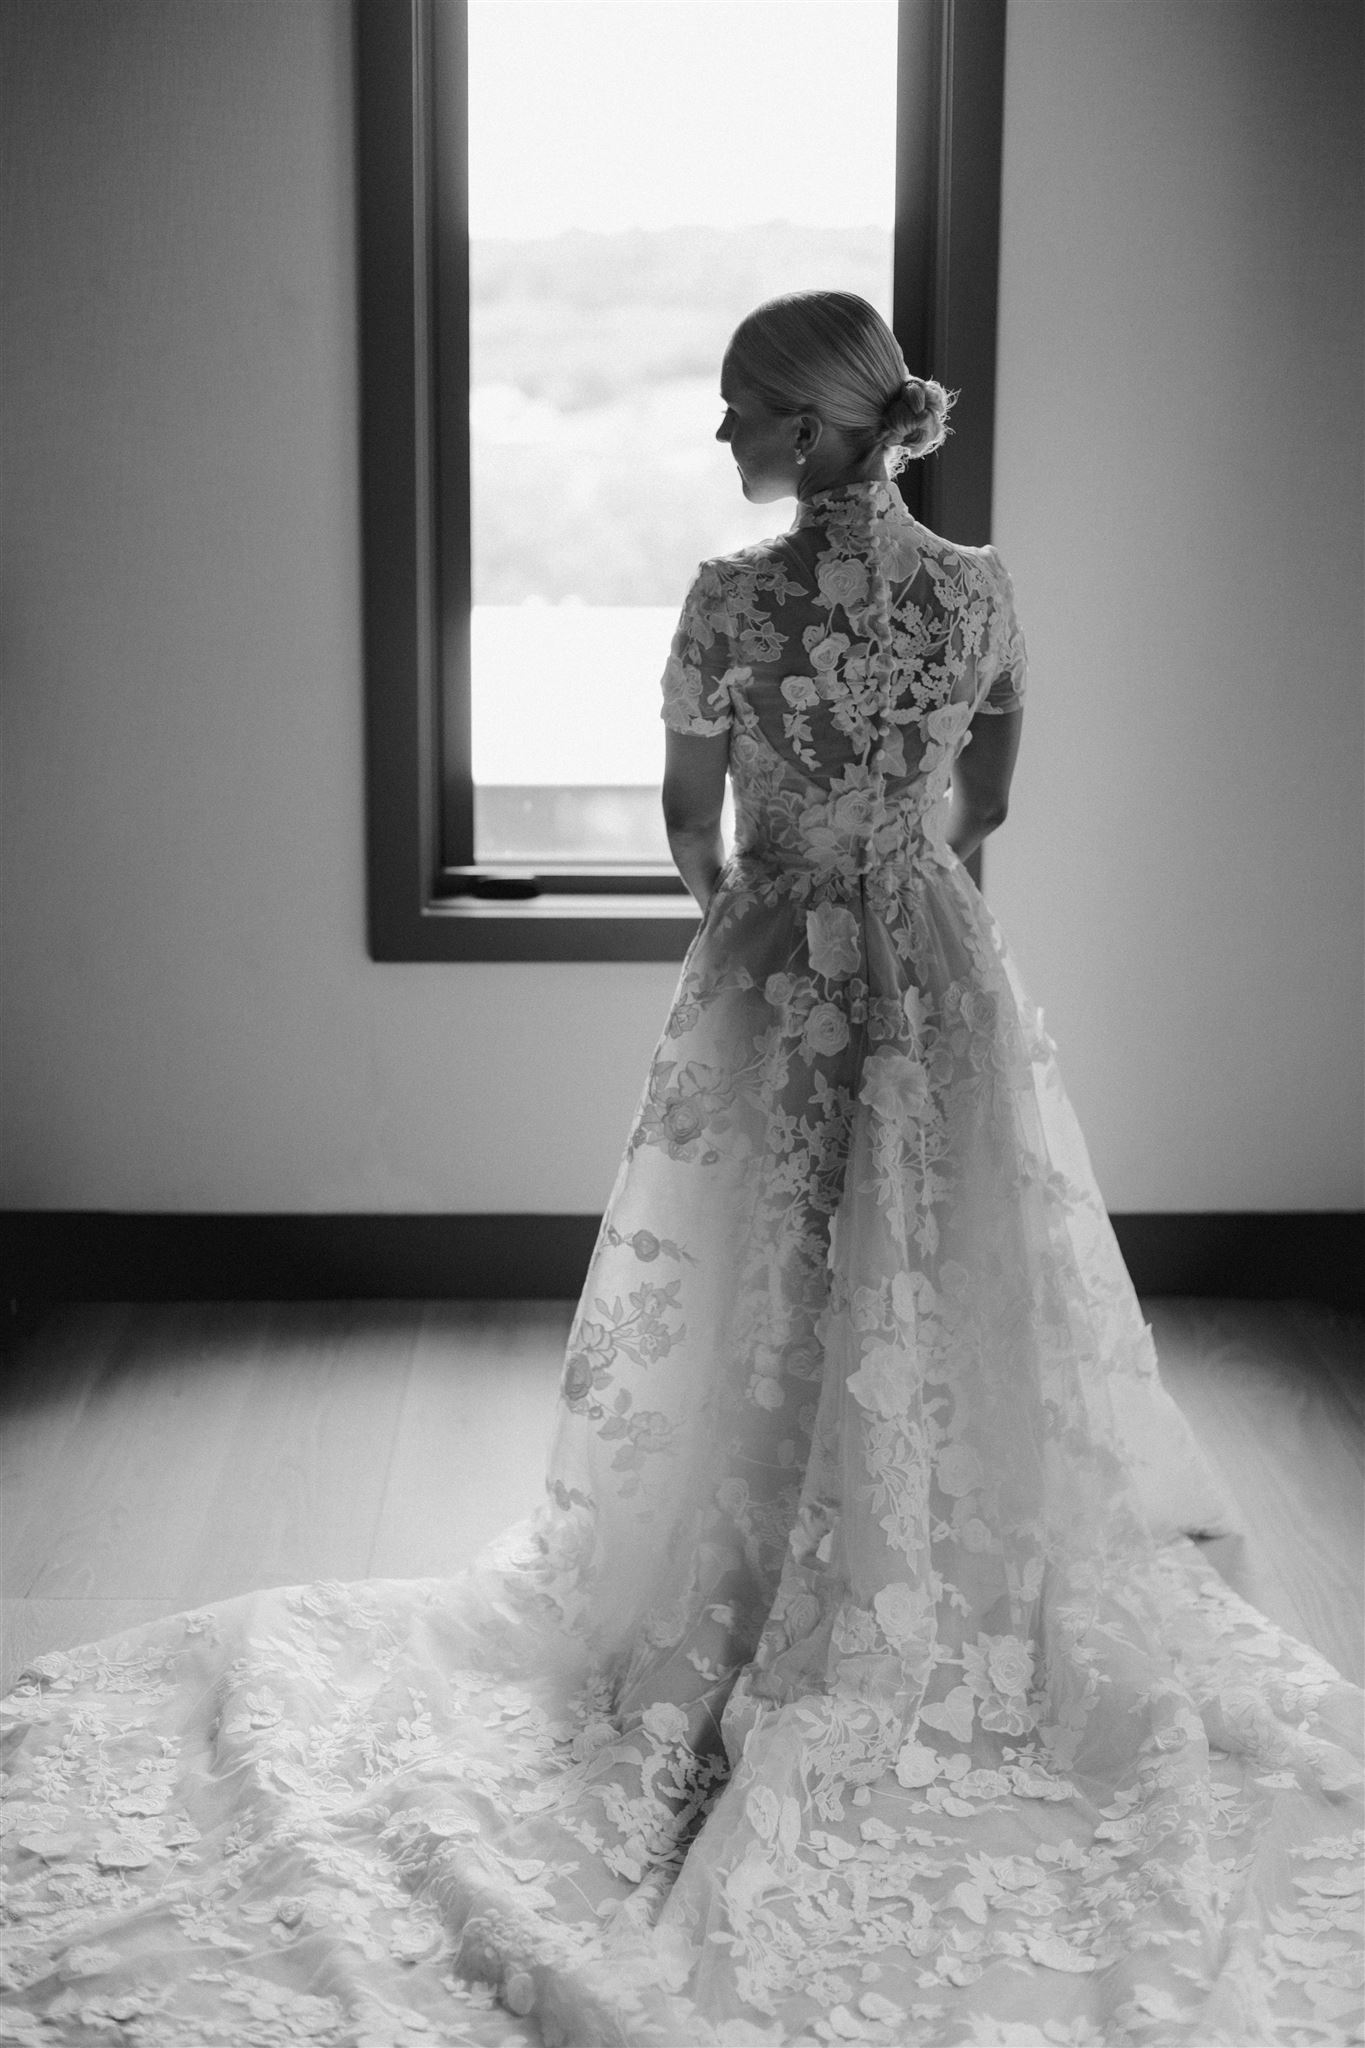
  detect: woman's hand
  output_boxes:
[946,706,1024,861]
[662,729,729,911]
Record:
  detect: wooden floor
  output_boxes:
[1,1298,1361,1695]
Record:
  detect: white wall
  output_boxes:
[989,0,1363,1211]
[1,0,1359,1216]
[0,0,678,1215]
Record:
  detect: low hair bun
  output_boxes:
[722,292,955,477]
[880,375,953,463]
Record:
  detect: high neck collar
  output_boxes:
[791,479,908,528]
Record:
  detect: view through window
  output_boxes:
[467,0,897,867]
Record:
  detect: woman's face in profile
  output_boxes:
[716,372,800,503]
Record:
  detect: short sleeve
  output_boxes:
[660,561,735,737]
[973,547,1028,715]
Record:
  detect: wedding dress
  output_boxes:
[3,481,1360,2048]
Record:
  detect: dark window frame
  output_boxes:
[356,0,1006,962]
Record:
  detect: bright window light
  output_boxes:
[467,0,897,864]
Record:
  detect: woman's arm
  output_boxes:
[662,728,729,911]
[946,706,1024,862]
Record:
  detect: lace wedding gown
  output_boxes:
[3,482,1360,2048]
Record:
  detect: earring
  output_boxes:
[795,452,806,466]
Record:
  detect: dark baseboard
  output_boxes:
[0,1210,1360,1311]
[1109,1212,1362,1311]
[0,1213,600,1307]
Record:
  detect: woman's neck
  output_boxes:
[796,451,889,500]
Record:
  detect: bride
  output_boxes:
[3,293,1360,2048]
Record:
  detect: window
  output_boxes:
[468,2,896,875]
[357,0,1006,961]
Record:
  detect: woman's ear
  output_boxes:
[793,412,824,459]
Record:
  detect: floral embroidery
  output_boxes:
[806,902,862,980]
[2,483,1357,2046]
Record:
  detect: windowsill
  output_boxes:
[369,892,700,963]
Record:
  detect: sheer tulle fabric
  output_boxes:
[3,483,1360,2046]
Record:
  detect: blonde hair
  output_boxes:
[723,290,953,471]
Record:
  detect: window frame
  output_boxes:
[357,0,1006,962]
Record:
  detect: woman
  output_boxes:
[3,294,1360,2048]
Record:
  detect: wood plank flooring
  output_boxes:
[2,1298,1360,1695]
[1143,1298,1363,1682]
